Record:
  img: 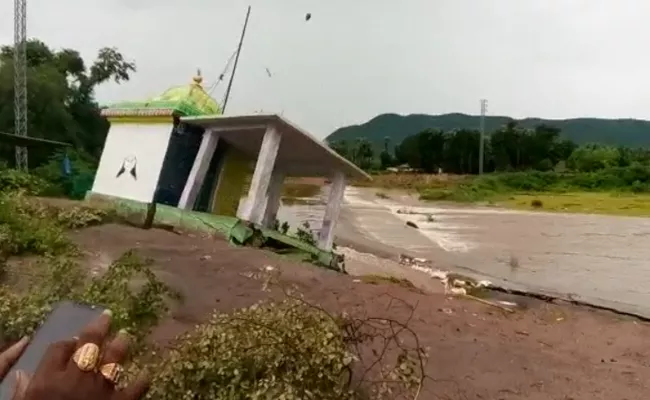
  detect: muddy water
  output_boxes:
[277,186,650,318]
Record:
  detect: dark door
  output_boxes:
[153,121,204,207]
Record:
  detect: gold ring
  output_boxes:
[72,343,101,372]
[98,363,123,385]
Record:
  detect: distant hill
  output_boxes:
[326,113,650,149]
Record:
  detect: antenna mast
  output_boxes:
[14,0,28,170]
[222,5,251,113]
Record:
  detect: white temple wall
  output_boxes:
[91,123,173,203]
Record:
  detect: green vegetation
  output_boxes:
[502,193,650,216]
[0,170,426,399]
[419,166,650,201]
[330,122,650,175]
[331,115,650,217]
[327,112,650,151]
[376,167,650,216]
[0,40,134,168]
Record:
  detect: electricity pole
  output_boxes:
[14,0,28,171]
[478,99,488,175]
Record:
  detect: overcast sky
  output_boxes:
[1,0,650,138]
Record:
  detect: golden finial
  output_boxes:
[192,68,203,85]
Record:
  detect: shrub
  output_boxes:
[0,251,178,347]
[0,174,427,399]
[0,191,119,257]
[0,169,49,195]
[296,222,317,246]
[0,192,72,257]
[148,298,356,400]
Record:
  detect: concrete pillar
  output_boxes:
[318,171,346,251]
[260,169,285,228]
[239,124,281,224]
[178,130,219,210]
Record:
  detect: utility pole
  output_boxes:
[14,0,28,171]
[478,99,488,175]
[222,5,251,113]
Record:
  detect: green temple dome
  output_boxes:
[101,71,222,118]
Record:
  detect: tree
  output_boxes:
[391,122,581,175]
[328,140,351,160]
[567,144,620,172]
[327,138,375,171]
[379,136,394,169]
[0,39,136,167]
[443,129,480,174]
[351,138,374,170]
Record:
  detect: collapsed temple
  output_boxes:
[90,73,369,250]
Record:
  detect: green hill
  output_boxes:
[326,113,650,149]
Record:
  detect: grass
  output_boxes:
[354,171,650,217]
[352,173,468,192]
[501,192,650,217]
[282,178,323,202]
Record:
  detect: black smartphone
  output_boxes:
[0,300,105,400]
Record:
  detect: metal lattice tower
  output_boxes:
[14,0,28,171]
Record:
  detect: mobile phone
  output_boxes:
[0,300,105,400]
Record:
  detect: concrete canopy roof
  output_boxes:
[181,114,371,180]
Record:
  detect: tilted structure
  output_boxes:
[90,73,369,251]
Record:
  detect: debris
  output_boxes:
[453,279,467,287]
[440,308,454,315]
[406,221,419,229]
[449,287,467,296]
[515,330,530,336]
[398,253,416,265]
[199,255,212,261]
[465,294,516,313]
[426,214,435,222]
[264,265,275,272]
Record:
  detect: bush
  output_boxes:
[0,177,427,399]
[0,192,72,257]
[0,251,177,347]
[0,191,117,258]
[0,169,50,195]
[418,165,650,203]
[148,299,355,400]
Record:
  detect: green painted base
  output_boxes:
[84,192,340,270]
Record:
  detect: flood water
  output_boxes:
[277,186,650,318]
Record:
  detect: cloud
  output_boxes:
[1,0,650,138]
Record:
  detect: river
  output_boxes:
[276,186,650,318]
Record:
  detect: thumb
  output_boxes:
[11,370,31,400]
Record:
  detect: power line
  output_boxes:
[479,99,488,175]
[14,0,28,171]
[206,48,238,96]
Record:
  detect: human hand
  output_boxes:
[16,310,150,400]
[0,337,30,381]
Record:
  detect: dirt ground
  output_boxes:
[69,224,649,400]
